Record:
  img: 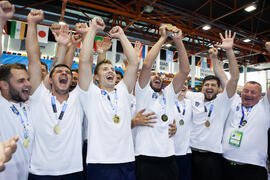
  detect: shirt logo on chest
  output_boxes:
[195,101,200,107]
[236,105,240,111]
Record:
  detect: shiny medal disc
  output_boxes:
[242,120,247,127]
[205,120,210,127]
[179,119,184,126]
[23,138,30,148]
[54,125,61,134]
[161,114,168,122]
[113,115,120,124]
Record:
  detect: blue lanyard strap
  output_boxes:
[51,96,68,120]
[240,104,252,126]
[204,103,214,117]
[175,100,186,116]
[152,92,167,115]
[101,89,118,115]
[10,104,29,139]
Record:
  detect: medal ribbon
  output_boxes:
[101,89,118,115]
[175,100,186,116]
[10,104,30,139]
[204,103,214,118]
[51,96,68,122]
[239,104,252,127]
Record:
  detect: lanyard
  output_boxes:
[51,96,68,121]
[152,92,167,115]
[204,103,214,118]
[175,100,186,116]
[10,104,29,139]
[101,89,118,115]
[239,104,252,127]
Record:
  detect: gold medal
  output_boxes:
[161,114,168,122]
[54,125,61,134]
[179,119,184,125]
[23,138,30,148]
[242,120,247,127]
[205,120,210,127]
[113,115,120,124]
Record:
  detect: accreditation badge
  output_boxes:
[229,131,243,147]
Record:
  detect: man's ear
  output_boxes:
[0,80,9,90]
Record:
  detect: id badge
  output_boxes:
[229,131,243,147]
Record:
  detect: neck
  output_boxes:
[99,84,115,92]
[52,91,69,104]
[177,95,184,101]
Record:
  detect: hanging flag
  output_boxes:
[201,57,207,69]
[10,21,26,40]
[94,36,104,51]
[142,45,147,59]
[166,49,173,62]
[37,25,49,43]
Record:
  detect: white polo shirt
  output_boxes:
[0,94,33,180]
[173,97,193,155]
[186,89,232,153]
[134,81,176,157]
[29,83,84,175]
[222,95,270,168]
[79,81,135,164]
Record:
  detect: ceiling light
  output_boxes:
[165,44,172,47]
[244,4,256,12]
[202,25,211,31]
[144,5,154,13]
[59,21,66,25]
[243,38,251,43]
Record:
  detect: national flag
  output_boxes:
[166,49,173,62]
[94,36,103,51]
[201,57,207,69]
[142,45,147,59]
[37,25,49,43]
[10,21,26,40]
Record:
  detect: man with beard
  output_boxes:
[70,69,78,91]
[25,10,84,179]
[78,17,138,180]
[221,42,270,180]
[0,2,34,180]
[185,31,239,180]
[134,24,190,180]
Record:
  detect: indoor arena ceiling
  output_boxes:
[10,0,270,69]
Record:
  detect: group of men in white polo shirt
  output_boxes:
[0,1,270,180]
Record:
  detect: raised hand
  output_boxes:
[0,1,14,24]
[52,24,71,46]
[96,37,112,54]
[50,23,61,36]
[168,120,177,138]
[27,9,44,24]
[132,109,157,128]
[134,41,142,58]
[266,42,270,53]
[171,27,183,40]
[70,34,82,47]
[209,48,218,59]
[89,17,105,32]
[216,30,236,50]
[75,22,89,36]
[159,24,168,40]
[109,26,124,39]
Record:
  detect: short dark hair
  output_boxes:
[246,81,262,93]
[115,70,123,79]
[49,64,72,78]
[41,61,48,71]
[202,75,221,88]
[0,63,27,82]
[94,60,113,75]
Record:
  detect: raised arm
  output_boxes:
[64,34,82,68]
[109,26,138,93]
[171,27,190,93]
[96,37,112,64]
[139,24,167,89]
[266,42,270,103]
[26,9,44,94]
[209,48,228,89]
[0,1,14,63]
[216,31,239,98]
[78,17,105,91]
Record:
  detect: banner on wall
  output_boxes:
[166,49,173,62]
[152,60,169,72]
[10,21,26,40]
